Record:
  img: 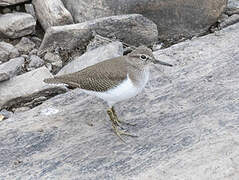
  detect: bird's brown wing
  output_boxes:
[44,57,128,92]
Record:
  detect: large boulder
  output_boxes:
[0,41,19,62]
[62,0,227,40]
[0,57,24,82]
[0,13,36,39]
[57,41,123,75]
[39,14,158,53]
[32,0,74,31]
[0,22,239,179]
[0,67,67,110]
[0,0,29,6]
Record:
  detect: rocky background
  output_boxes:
[0,0,239,179]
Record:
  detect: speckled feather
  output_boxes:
[44,56,130,92]
[44,46,155,92]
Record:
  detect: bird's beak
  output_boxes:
[153,57,173,67]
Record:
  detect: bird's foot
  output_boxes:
[107,107,137,142]
[107,108,123,128]
[111,107,136,126]
[112,123,138,143]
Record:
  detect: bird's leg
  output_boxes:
[107,107,137,142]
[107,107,121,127]
[111,106,136,126]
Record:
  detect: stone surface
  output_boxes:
[0,57,24,82]
[228,0,239,9]
[0,0,29,6]
[62,0,227,40]
[1,23,239,179]
[44,52,61,63]
[25,3,36,19]
[0,67,67,110]
[15,37,36,54]
[0,109,13,120]
[219,14,239,28]
[0,41,19,62]
[27,55,44,70]
[226,0,239,15]
[44,52,63,74]
[39,14,158,53]
[32,0,74,31]
[58,41,123,75]
[0,13,35,39]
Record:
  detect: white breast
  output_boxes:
[81,68,150,106]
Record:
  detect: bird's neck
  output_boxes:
[128,64,150,87]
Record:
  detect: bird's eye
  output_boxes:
[140,54,147,60]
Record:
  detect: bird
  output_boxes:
[44,46,172,142]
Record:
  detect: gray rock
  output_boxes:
[12,106,30,113]
[0,66,67,110]
[45,63,52,72]
[15,37,36,54]
[86,34,118,51]
[27,55,44,70]
[32,0,74,31]
[29,48,38,55]
[39,14,158,53]
[57,41,123,75]
[0,41,19,62]
[0,13,36,39]
[44,52,61,63]
[31,36,42,48]
[62,0,227,41]
[51,60,63,74]
[0,0,29,6]
[219,14,239,28]
[25,3,36,19]
[1,22,239,180]
[44,52,63,74]
[0,57,24,82]
[0,109,13,120]
[228,0,239,9]
[226,0,239,15]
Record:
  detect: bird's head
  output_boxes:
[128,46,173,67]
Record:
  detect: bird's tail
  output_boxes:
[43,77,64,85]
[44,76,79,88]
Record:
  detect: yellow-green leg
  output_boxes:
[107,106,137,142]
[111,106,136,126]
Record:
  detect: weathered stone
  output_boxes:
[226,0,239,15]
[31,36,42,48]
[0,109,13,120]
[0,57,24,82]
[25,3,36,19]
[44,52,61,63]
[0,13,35,39]
[39,14,158,52]
[15,37,36,54]
[32,0,74,31]
[29,49,38,55]
[1,22,239,179]
[44,52,63,74]
[27,55,44,70]
[228,0,239,9]
[62,0,227,41]
[0,41,19,62]
[0,0,29,6]
[219,14,239,28]
[0,67,67,110]
[86,34,117,51]
[57,41,123,75]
